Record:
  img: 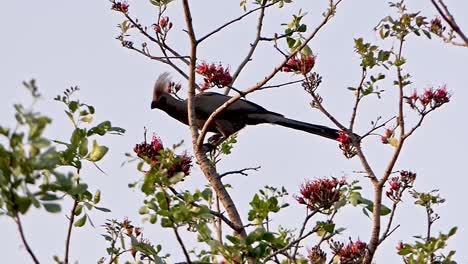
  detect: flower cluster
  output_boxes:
[386,170,416,202]
[406,86,450,111]
[337,131,357,158]
[282,53,316,75]
[133,135,164,162]
[133,135,192,177]
[196,62,233,90]
[167,152,192,176]
[308,246,327,263]
[111,1,129,13]
[332,240,367,263]
[122,218,144,258]
[154,16,172,35]
[381,128,395,144]
[429,17,445,35]
[296,178,347,211]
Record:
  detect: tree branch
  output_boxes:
[182,0,247,240]
[430,0,468,46]
[64,199,79,264]
[15,215,40,264]
[349,68,367,130]
[225,0,269,95]
[173,227,192,264]
[219,166,261,178]
[197,2,275,44]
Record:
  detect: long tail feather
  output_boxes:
[272,116,340,140]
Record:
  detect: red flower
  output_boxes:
[111,1,129,13]
[134,227,142,237]
[296,178,346,211]
[332,240,367,263]
[134,135,164,162]
[167,153,193,177]
[337,131,351,144]
[153,17,172,35]
[386,171,416,201]
[282,53,316,75]
[430,17,445,35]
[196,62,233,90]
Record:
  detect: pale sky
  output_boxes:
[1,1,467,263]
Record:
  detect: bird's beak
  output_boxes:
[151,101,157,109]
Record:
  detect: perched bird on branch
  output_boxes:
[151,73,343,151]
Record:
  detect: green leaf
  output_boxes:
[93,190,101,204]
[448,227,457,237]
[86,140,108,162]
[94,206,111,212]
[297,24,307,32]
[74,204,83,215]
[74,215,87,227]
[79,138,88,157]
[43,203,61,213]
[15,196,32,214]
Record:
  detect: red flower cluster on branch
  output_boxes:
[154,16,173,34]
[308,246,327,263]
[337,131,357,158]
[133,135,164,161]
[111,1,129,13]
[296,178,347,211]
[133,135,192,177]
[196,62,233,90]
[430,17,445,35]
[282,53,316,75]
[381,128,395,144]
[386,170,416,202]
[406,86,451,111]
[332,240,367,263]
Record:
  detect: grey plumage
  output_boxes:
[151,73,342,147]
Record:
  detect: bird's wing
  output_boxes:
[193,92,283,117]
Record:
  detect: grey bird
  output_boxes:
[151,73,343,150]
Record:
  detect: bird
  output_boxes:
[151,73,344,151]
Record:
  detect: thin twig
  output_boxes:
[108,249,131,264]
[197,2,275,44]
[15,215,40,264]
[225,0,269,95]
[293,210,318,260]
[219,166,261,178]
[173,227,192,264]
[124,13,190,65]
[349,68,367,130]
[379,202,399,244]
[360,116,396,139]
[259,79,305,90]
[430,0,468,45]
[64,199,79,264]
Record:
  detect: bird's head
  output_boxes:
[151,73,171,109]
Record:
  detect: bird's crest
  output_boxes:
[153,72,171,101]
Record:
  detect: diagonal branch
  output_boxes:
[64,199,79,264]
[173,227,192,264]
[197,2,276,44]
[219,166,261,178]
[225,0,269,95]
[15,215,40,264]
[430,0,468,45]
